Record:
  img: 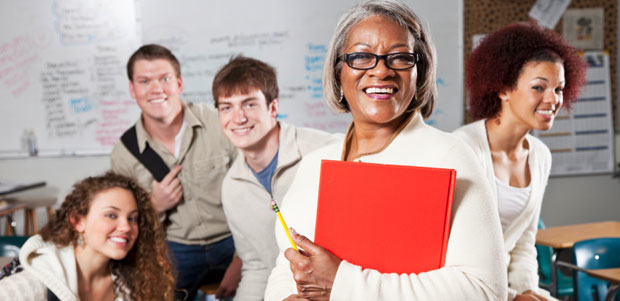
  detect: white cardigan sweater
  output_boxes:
[453,120,553,300]
[265,113,507,300]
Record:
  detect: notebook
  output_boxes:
[314,159,456,274]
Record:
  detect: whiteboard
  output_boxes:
[139,0,463,133]
[0,0,463,158]
[0,0,140,157]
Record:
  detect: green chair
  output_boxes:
[536,219,574,297]
[572,237,620,301]
[0,236,29,258]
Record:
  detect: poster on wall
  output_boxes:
[528,0,571,29]
[562,8,604,50]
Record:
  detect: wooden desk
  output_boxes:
[536,221,620,297]
[0,203,28,235]
[586,268,620,301]
[14,195,56,235]
[536,221,620,248]
[0,186,57,236]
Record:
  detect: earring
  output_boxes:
[339,86,344,103]
[77,232,85,247]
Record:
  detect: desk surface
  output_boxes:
[587,268,620,284]
[536,221,620,249]
[0,203,28,216]
[0,181,45,196]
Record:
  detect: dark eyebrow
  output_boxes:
[217,96,259,107]
[389,43,411,50]
[135,71,172,80]
[241,97,259,103]
[103,206,138,215]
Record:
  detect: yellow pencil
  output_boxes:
[271,200,298,251]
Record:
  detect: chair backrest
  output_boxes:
[536,219,574,296]
[536,219,553,281]
[572,237,620,301]
[0,236,29,258]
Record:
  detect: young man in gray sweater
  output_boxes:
[213,56,338,300]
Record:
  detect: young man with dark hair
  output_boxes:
[213,55,338,300]
[111,44,240,300]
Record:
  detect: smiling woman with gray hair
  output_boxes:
[264,0,507,300]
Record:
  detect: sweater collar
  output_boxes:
[228,122,302,182]
[341,112,419,161]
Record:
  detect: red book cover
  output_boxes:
[314,159,456,274]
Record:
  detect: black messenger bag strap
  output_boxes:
[120,126,170,182]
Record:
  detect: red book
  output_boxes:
[314,160,456,274]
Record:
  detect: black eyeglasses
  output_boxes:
[341,52,419,70]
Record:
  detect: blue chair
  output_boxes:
[536,219,574,297]
[0,236,29,258]
[572,237,620,301]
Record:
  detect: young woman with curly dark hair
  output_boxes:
[454,22,587,300]
[0,172,175,300]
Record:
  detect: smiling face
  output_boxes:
[499,60,565,131]
[74,187,139,261]
[129,58,183,124]
[339,15,417,130]
[217,88,279,152]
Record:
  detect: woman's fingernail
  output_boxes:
[289,227,298,236]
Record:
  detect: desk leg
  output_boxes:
[25,208,32,235]
[46,206,53,221]
[551,249,558,297]
[5,215,17,236]
[606,284,619,301]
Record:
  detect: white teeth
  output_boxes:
[232,127,250,133]
[536,110,554,116]
[365,87,394,94]
[150,97,167,104]
[109,237,127,243]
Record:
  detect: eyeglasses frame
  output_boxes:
[340,52,420,70]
